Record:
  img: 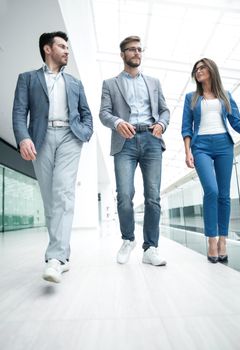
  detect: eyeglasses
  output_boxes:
[123,47,144,53]
[193,64,208,74]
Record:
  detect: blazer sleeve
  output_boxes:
[181,94,194,139]
[77,80,93,140]
[157,79,170,131]
[99,80,120,130]
[12,73,31,146]
[227,92,240,133]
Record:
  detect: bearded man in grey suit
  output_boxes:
[12,31,93,283]
[99,36,170,266]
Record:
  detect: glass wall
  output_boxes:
[0,165,45,232]
[161,176,207,254]
[161,152,240,241]
[0,167,3,232]
[231,153,240,237]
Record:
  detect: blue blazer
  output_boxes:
[12,68,93,151]
[181,91,240,146]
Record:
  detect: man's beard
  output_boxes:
[125,58,141,68]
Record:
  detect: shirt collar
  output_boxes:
[42,63,65,74]
[121,70,142,79]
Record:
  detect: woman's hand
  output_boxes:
[185,151,195,168]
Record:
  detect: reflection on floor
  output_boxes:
[162,225,240,272]
[1,222,240,350]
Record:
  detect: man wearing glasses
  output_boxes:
[99,35,170,266]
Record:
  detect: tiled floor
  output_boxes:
[1,222,240,350]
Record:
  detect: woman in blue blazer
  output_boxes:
[182,58,240,263]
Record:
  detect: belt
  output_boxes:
[48,120,69,127]
[133,124,152,132]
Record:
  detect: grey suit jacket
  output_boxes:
[12,68,93,151]
[99,73,170,155]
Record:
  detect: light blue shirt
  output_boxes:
[114,71,154,128]
[43,64,69,121]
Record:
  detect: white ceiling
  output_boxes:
[89,0,240,189]
[0,0,80,146]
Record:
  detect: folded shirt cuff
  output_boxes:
[114,118,124,129]
[157,122,166,133]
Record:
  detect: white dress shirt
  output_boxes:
[43,64,69,121]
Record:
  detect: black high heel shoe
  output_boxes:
[218,255,228,263]
[208,237,218,264]
[207,255,218,264]
[217,237,228,263]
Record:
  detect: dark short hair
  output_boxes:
[39,31,68,62]
[120,35,141,52]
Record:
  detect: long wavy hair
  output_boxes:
[191,58,231,113]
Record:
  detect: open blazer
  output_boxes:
[99,73,170,155]
[181,91,240,146]
[12,68,93,151]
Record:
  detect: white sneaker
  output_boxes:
[117,240,137,264]
[61,260,70,273]
[42,259,69,283]
[142,247,167,266]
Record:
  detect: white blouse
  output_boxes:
[198,98,226,135]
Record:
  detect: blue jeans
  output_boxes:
[114,130,163,250]
[192,133,234,237]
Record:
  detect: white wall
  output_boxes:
[0,0,108,229]
[0,0,79,145]
[59,0,115,227]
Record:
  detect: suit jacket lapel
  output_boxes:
[115,74,130,106]
[36,68,49,98]
[194,96,202,126]
[142,75,154,112]
[62,72,70,103]
[115,72,155,110]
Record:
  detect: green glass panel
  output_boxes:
[3,166,45,231]
[0,166,3,231]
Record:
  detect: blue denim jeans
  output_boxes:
[191,133,234,237]
[114,130,163,250]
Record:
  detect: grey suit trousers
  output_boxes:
[33,126,82,263]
